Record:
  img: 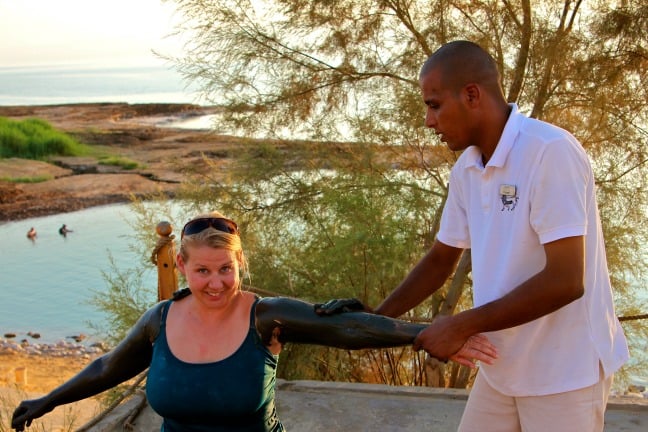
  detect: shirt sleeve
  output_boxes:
[529,136,591,244]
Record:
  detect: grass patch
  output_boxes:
[98,156,139,170]
[0,117,91,160]
[0,175,53,183]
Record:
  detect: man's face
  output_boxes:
[419,68,472,152]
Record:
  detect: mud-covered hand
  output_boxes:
[313,298,373,316]
[11,397,52,431]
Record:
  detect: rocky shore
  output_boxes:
[0,103,235,222]
[0,337,107,359]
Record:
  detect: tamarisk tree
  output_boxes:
[165,0,647,390]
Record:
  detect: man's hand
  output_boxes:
[314,298,373,315]
[414,315,497,368]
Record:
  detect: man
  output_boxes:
[321,40,628,431]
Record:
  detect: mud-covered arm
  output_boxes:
[11,302,165,431]
[255,297,425,349]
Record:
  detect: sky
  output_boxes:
[0,0,185,67]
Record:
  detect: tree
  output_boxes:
[164,0,648,389]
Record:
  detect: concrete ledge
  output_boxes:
[89,380,648,431]
[276,380,468,431]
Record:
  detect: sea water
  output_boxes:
[0,203,159,344]
[0,62,202,106]
[0,62,220,129]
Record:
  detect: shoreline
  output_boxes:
[0,102,229,223]
[1,337,108,358]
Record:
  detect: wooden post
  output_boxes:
[14,367,27,386]
[153,221,178,301]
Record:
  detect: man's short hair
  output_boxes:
[420,40,501,94]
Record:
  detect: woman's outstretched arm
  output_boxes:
[11,302,164,431]
[255,297,498,368]
[256,296,426,350]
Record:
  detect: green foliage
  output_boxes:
[87,252,157,346]
[0,117,90,160]
[98,156,140,170]
[0,175,53,183]
[161,0,648,389]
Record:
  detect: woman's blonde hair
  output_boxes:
[178,211,248,278]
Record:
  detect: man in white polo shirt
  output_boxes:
[369,41,628,431]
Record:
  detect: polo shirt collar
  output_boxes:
[485,103,523,168]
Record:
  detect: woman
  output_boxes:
[12,211,496,432]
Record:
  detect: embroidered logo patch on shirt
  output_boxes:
[500,184,518,211]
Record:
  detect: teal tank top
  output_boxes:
[146,296,284,432]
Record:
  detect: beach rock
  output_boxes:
[24,346,43,356]
[90,341,109,352]
[0,341,23,353]
[0,337,109,358]
[67,334,87,343]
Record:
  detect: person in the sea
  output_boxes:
[12,211,497,432]
[58,224,72,236]
[26,227,37,240]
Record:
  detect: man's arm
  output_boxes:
[375,240,464,317]
[414,235,585,358]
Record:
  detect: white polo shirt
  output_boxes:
[437,104,629,396]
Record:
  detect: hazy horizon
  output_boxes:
[0,0,185,68]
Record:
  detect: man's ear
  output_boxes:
[464,83,480,106]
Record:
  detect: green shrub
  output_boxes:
[0,175,53,183]
[98,156,139,170]
[0,116,90,160]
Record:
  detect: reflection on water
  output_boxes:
[0,204,159,344]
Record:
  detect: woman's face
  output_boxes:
[177,245,241,309]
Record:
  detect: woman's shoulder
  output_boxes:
[127,291,191,344]
[255,296,313,319]
[240,290,260,303]
[135,298,175,341]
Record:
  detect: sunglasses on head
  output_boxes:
[181,217,239,239]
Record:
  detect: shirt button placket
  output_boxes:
[481,169,491,212]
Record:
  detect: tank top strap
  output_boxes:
[160,287,191,329]
[249,296,260,327]
[159,299,173,328]
[250,296,264,346]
